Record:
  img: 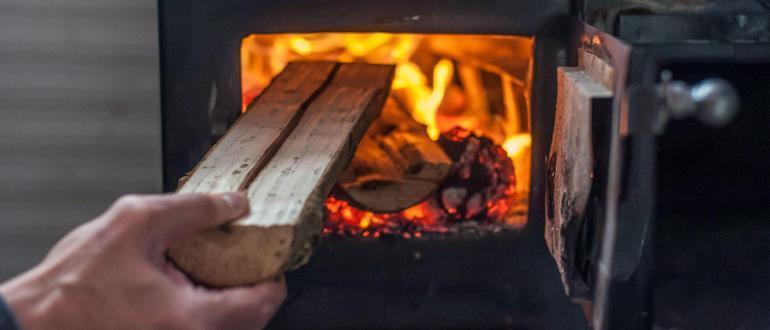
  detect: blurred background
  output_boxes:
[0,0,161,280]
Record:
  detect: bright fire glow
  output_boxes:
[241,34,460,140]
[503,133,532,158]
[241,33,534,237]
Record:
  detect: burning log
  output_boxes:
[169,62,394,286]
[435,128,516,222]
[325,127,521,237]
[337,98,451,212]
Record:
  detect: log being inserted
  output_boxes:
[169,62,395,287]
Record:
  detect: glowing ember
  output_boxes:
[324,128,525,237]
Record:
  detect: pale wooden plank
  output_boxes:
[244,63,395,226]
[169,63,394,286]
[179,62,337,193]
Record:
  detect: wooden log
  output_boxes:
[168,62,394,286]
[177,61,337,194]
[337,98,451,212]
[436,128,517,222]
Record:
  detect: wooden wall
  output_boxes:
[0,0,161,280]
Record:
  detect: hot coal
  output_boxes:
[324,127,522,238]
[436,127,517,222]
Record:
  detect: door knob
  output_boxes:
[656,70,740,130]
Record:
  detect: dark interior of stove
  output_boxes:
[654,63,770,329]
[657,63,770,213]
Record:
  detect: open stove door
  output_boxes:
[546,20,655,329]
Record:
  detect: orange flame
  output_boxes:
[241,34,460,140]
[241,33,533,236]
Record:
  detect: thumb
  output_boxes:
[152,192,250,244]
[107,193,249,246]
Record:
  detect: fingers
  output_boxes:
[195,278,287,329]
[106,193,249,245]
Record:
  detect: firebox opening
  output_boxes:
[241,33,534,238]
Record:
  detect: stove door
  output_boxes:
[546,51,613,302]
[546,20,654,329]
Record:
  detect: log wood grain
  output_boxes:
[177,62,337,194]
[169,62,394,286]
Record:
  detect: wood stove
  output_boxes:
[158,1,770,328]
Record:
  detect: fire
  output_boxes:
[241,33,456,139]
[325,128,526,237]
[390,58,455,139]
[324,196,446,237]
[287,36,312,55]
[503,133,532,158]
[241,33,533,237]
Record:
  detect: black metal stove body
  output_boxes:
[559,4,770,328]
[592,10,770,329]
[158,0,770,328]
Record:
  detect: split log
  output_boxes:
[337,98,451,212]
[169,62,394,286]
[177,62,337,194]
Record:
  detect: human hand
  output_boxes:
[0,193,285,329]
